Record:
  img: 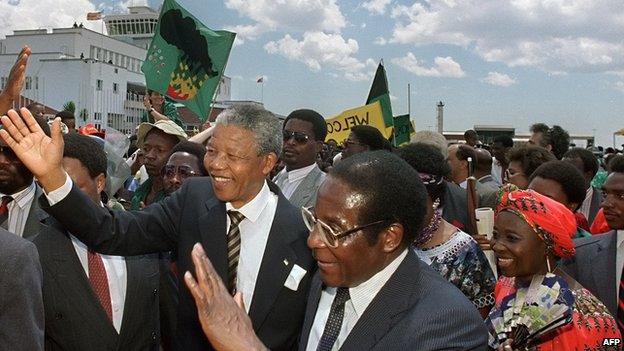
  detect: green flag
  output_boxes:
[141,0,235,121]
[391,114,415,147]
[366,62,393,128]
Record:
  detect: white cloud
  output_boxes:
[265,32,376,81]
[362,0,392,15]
[388,0,624,74]
[374,37,387,45]
[391,52,465,78]
[615,81,624,93]
[225,0,346,42]
[482,72,517,87]
[0,0,101,36]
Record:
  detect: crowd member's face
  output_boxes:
[307,176,400,287]
[492,211,549,282]
[62,118,76,132]
[528,177,575,211]
[446,145,466,183]
[142,129,178,178]
[62,157,105,205]
[528,132,544,147]
[149,92,165,109]
[601,172,624,230]
[465,135,478,147]
[491,142,508,163]
[505,161,529,189]
[28,104,45,119]
[282,119,321,171]
[341,132,368,159]
[0,146,32,194]
[564,157,592,189]
[163,152,202,195]
[205,124,276,209]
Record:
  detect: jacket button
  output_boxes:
[153,288,158,295]
[151,331,157,340]
[55,312,63,320]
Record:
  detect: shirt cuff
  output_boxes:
[44,173,73,205]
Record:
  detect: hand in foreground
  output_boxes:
[143,95,152,110]
[0,108,66,192]
[0,46,30,114]
[184,243,267,351]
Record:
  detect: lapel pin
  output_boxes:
[283,259,289,266]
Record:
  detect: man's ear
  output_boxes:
[261,153,278,176]
[381,223,404,253]
[95,173,106,194]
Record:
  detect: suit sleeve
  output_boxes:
[39,180,187,256]
[0,240,44,351]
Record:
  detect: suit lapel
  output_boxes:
[248,194,299,331]
[117,256,145,341]
[298,273,323,350]
[339,252,419,350]
[289,166,321,208]
[589,187,602,224]
[591,231,617,314]
[198,198,229,282]
[22,186,48,239]
[45,224,119,339]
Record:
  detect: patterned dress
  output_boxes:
[414,230,496,309]
[493,276,621,350]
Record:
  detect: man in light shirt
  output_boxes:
[0,104,315,351]
[447,143,476,188]
[31,133,161,349]
[185,151,488,351]
[563,147,602,225]
[273,109,326,208]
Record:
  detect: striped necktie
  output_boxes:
[316,287,351,351]
[226,210,246,294]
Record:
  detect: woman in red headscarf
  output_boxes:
[487,186,620,350]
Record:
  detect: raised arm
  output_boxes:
[0,47,31,116]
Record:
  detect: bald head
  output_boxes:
[474,148,493,178]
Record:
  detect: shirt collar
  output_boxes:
[348,249,408,318]
[1,181,36,209]
[617,230,624,248]
[225,180,271,223]
[286,163,318,183]
[586,186,594,198]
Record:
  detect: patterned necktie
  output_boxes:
[618,266,624,333]
[317,287,351,351]
[0,195,13,228]
[226,210,246,294]
[88,250,112,322]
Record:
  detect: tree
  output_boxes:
[62,100,76,114]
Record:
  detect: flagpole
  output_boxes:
[261,80,264,104]
[407,83,411,117]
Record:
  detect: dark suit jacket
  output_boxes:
[0,227,44,350]
[561,231,617,315]
[1,183,48,239]
[40,178,316,351]
[587,186,603,225]
[298,251,488,351]
[32,218,160,350]
[443,181,475,234]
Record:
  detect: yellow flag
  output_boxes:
[615,128,624,136]
[325,101,392,144]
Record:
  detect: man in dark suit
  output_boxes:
[0,104,315,351]
[273,109,326,209]
[0,226,44,350]
[185,152,488,351]
[563,147,602,225]
[562,163,624,320]
[32,133,161,350]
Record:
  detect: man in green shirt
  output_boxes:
[142,90,185,129]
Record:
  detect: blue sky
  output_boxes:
[2,0,623,146]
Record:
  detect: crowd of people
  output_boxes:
[2,47,624,351]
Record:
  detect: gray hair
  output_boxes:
[215,103,282,156]
[410,130,449,158]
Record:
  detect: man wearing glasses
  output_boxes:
[273,109,327,209]
[162,141,208,196]
[184,151,487,351]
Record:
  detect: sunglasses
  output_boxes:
[301,207,389,248]
[283,130,310,144]
[162,165,199,179]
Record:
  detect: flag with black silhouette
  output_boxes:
[366,61,393,129]
[141,0,235,121]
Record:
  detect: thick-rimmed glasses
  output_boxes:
[162,165,199,180]
[301,207,389,248]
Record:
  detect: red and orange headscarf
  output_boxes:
[496,186,576,258]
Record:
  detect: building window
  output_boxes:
[96,79,103,91]
[94,112,102,121]
[113,83,118,94]
[25,76,32,90]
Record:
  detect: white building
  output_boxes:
[0,6,231,135]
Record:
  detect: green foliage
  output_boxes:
[62,101,76,113]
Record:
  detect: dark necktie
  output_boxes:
[0,196,13,229]
[227,210,246,294]
[618,265,624,333]
[317,287,351,351]
[88,250,112,322]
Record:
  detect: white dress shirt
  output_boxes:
[274,163,318,200]
[579,186,594,221]
[1,181,36,237]
[616,230,624,297]
[491,158,503,186]
[458,179,467,189]
[225,181,278,311]
[70,234,127,333]
[305,249,408,351]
